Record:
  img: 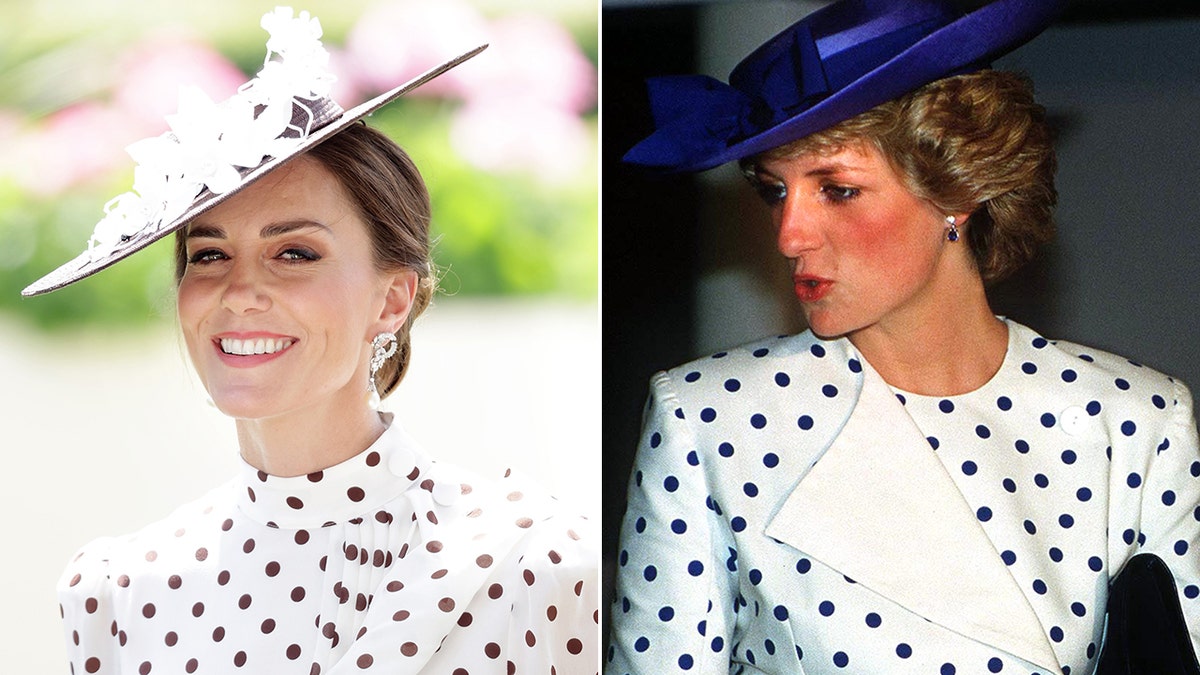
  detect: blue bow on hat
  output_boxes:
[625,0,1068,172]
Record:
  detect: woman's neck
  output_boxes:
[847,272,1008,397]
[234,400,387,478]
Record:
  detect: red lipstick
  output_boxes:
[793,276,832,303]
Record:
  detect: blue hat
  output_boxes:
[624,0,1067,172]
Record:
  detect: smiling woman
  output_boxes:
[23,7,598,674]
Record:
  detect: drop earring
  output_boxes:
[945,215,960,242]
[367,332,398,408]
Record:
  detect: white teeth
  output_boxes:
[220,338,294,356]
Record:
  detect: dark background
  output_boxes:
[601,0,1200,646]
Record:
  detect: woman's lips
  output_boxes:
[794,276,832,303]
[212,333,297,368]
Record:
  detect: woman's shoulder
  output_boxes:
[1010,320,1189,395]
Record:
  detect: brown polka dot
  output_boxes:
[238,594,252,610]
[109,621,117,637]
[294,530,310,545]
[258,618,274,634]
[507,491,523,501]
[144,550,157,562]
[357,654,374,668]
[453,669,468,675]
[222,518,234,532]
[287,496,304,510]
[291,586,306,602]
[142,603,156,618]
[549,550,563,564]
[438,597,455,612]
[119,630,128,646]
[192,602,204,617]
[165,631,178,647]
[549,606,563,624]
[425,510,438,524]
[574,580,584,596]
[525,629,536,647]
[234,650,247,667]
[366,451,381,466]
[461,483,474,494]
[186,658,198,673]
[507,662,516,675]
[485,642,502,659]
[213,626,226,642]
[347,486,365,502]
[567,638,583,654]
[257,470,269,482]
[457,612,474,627]
[195,547,209,561]
[386,580,404,592]
[475,554,494,568]
[375,511,392,524]
[516,517,533,528]
[69,573,81,587]
[419,479,434,491]
[356,593,368,611]
[85,597,98,614]
[218,570,231,585]
[117,575,130,587]
[307,470,323,482]
[398,543,409,558]
[247,487,256,502]
[322,622,336,639]
[319,555,328,571]
[568,528,580,540]
[85,657,101,673]
[372,549,385,567]
[523,569,536,586]
[167,575,182,590]
[243,538,256,554]
[287,643,302,660]
[310,664,321,675]
[72,630,80,645]
[426,541,443,553]
[138,661,150,675]
[265,561,281,577]
[400,641,419,656]
[484,584,503,600]
[431,569,448,579]
[467,508,483,518]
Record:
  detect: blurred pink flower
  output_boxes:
[113,33,247,132]
[450,100,591,184]
[455,14,596,115]
[12,102,143,196]
[344,0,490,100]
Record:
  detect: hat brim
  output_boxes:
[22,44,487,297]
[635,0,1064,172]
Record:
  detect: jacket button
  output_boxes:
[1060,406,1085,435]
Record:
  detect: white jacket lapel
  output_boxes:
[764,361,1062,673]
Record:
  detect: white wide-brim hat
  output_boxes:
[23,7,485,297]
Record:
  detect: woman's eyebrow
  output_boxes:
[185,220,331,240]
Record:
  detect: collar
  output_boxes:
[235,414,434,529]
[764,356,1063,673]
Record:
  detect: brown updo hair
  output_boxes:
[174,122,435,399]
[746,70,1057,283]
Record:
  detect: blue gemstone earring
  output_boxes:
[945,215,960,242]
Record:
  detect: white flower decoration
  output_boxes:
[86,6,338,261]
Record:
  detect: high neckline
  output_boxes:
[234,415,432,529]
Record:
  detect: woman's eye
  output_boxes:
[279,248,320,262]
[748,178,787,206]
[821,184,860,203]
[187,249,227,265]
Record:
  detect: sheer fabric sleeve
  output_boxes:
[607,371,738,674]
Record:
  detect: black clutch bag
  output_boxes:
[1096,553,1200,675]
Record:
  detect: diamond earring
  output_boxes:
[367,332,398,408]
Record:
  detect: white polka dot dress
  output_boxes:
[608,320,1200,674]
[60,419,599,674]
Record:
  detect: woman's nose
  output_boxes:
[220,261,271,314]
[775,198,823,258]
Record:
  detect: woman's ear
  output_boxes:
[377,269,419,334]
